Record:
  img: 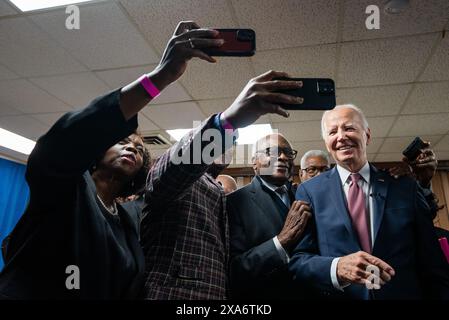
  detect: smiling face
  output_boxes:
[253,134,294,186]
[323,107,371,172]
[99,133,145,178]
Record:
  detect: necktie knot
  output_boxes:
[350,173,361,184]
[275,185,287,195]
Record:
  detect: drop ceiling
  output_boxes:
[0,0,448,165]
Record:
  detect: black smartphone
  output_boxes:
[274,78,336,110]
[402,137,426,161]
[202,29,255,56]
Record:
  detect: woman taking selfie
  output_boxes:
[0,21,224,299]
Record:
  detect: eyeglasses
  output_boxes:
[256,147,298,160]
[301,166,330,175]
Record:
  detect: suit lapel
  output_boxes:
[328,168,354,237]
[370,166,389,246]
[250,177,286,226]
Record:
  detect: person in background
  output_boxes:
[216,175,238,194]
[0,20,223,300]
[299,150,331,182]
[227,133,311,299]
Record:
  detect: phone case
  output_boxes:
[402,137,425,160]
[275,78,336,110]
[202,29,255,56]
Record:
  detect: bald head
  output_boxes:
[252,133,296,186]
[216,175,238,194]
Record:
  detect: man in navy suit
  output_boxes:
[290,104,449,299]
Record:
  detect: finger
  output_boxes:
[179,28,220,39]
[189,49,217,63]
[261,92,304,106]
[254,70,291,82]
[174,21,200,35]
[259,80,303,91]
[365,254,395,276]
[188,38,225,49]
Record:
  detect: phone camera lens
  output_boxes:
[237,30,254,41]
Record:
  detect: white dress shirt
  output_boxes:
[258,176,291,264]
[330,162,375,290]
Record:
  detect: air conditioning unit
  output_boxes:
[142,134,172,146]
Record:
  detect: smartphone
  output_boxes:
[203,29,256,56]
[402,137,426,161]
[274,78,336,110]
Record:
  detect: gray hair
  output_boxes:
[300,150,330,169]
[321,104,369,139]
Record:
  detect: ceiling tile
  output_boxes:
[30,2,159,70]
[198,98,234,117]
[367,137,384,154]
[253,44,337,79]
[337,84,411,117]
[366,116,396,138]
[269,110,325,123]
[421,35,449,81]
[120,0,237,54]
[30,72,110,108]
[435,151,449,160]
[0,103,21,117]
[30,112,65,127]
[0,64,19,80]
[179,58,254,100]
[374,153,403,162]
[141,101,205,129]
[401,82,449,114]
[0,115,49,140]
[137,112,159,132]
[0,0,18,16]
[0,17,87,77]
[342,0,449,41]
[379,135,442,153]
[96,65,193,104]
[338,34,437,87]
[367,154,376,162]
[231,0,339,50]
[272,121,322,142]
[0,79,72,113]
[390,113,449,136]
[434,135,449,151]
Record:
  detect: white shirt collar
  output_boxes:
[258,176,285,192]
[336,161,370,186]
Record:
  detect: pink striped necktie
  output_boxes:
[347,173,371,253]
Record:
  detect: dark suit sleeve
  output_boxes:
[228,197,286,292]
[413,183,449,298]
[26,89,138,199]
[288,184,335,292]
[145,115,234,205]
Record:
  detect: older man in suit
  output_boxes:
[227,133,311,299]
[289,104,449,299]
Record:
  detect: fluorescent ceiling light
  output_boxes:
[167,124,273,145]
[9,0,94,12]
[0,127,36,155]
[236,124,272,145]
[166,129,191,142]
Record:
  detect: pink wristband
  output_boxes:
[220,113,234,131]
[139,75,160,98]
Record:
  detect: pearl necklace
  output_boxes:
[96,194,118,216]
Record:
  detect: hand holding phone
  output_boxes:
[202,29,256,56]
[402,137,426,161]
[274,77,336,110]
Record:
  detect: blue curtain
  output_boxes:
[0,158,29,271]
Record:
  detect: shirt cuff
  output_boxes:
[273,236,290,264]
[331,257,350,291]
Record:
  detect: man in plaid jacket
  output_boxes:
[141,69,305,299]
